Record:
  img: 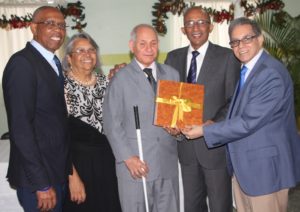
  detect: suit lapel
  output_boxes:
[177,47,189,82]
[27,43,64,96]
[129,60,156,97]
[229,51,268,117]
[197,42,214,84]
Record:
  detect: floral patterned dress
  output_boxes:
[63,72,121,212]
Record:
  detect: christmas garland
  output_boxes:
[152,0,285,35]
[0,1,86,31]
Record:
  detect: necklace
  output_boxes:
[68,71,97,87]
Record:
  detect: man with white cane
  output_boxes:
[103,24,180,212]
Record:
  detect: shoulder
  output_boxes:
[157,63,180,79]
[167,46,188,57]
[208,43,232,55]
[259,53,290,82]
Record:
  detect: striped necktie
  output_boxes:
[187,51,200,83]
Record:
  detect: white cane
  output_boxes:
[133,105,150,212]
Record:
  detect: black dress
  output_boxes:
[63,73,121,212]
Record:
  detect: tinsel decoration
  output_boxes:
[0,1,87,31]
[152,0,285,36]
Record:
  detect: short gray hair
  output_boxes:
[182,6,211,23]
[61,32,102,73]
[228,17,262,39]
[130,24,158,42]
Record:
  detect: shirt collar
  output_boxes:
[243,49,264,71]
[134,58,157,80]
[30,40,55,62]
[188,40,209,56]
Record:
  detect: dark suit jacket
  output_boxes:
[204,51,300,195]
[2,42,71,191]
[165,42,240,168]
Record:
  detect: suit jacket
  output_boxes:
[165,42,240,168]
[103,59,179,181]
[204,51,300,195]
[2,42,71,191]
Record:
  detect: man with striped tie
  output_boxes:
[165,6,240,212]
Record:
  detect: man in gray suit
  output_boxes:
[182,17,300,212]
[103,24,180,212]
[165,7,240,212]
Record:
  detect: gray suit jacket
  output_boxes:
[204,51,300,195]
[103,59,180,181]
[165,42,240,168]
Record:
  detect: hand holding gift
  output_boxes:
[181,120,214,139]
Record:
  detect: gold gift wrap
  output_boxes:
[154,80,204,128]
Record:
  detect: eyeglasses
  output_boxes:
[184,19,210,28]
[229,35,258,48]
[71,48,97,55]
[34,20,68,30]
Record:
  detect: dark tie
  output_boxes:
[143,68,156,92]
[187,51,200,83]
[53,55,64,85]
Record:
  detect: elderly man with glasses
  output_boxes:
[182,17,300,212]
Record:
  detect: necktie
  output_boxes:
[187,51,200,83]
[228,65,248,119]
[53,55,64,85]
[143,68,156,92]
[239,65,248,89]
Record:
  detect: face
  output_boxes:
[181,8,213,50]
[67,38,97,74]
[230,24,264,64]
[30,8,66,53]
[129,27,159,67]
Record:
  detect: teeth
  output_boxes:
[51,37,60,41]
[192,33,202,37]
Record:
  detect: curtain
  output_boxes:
[170,0,233,49]
[0,5,37,135]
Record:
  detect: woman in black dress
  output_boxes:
[62,32,121,212]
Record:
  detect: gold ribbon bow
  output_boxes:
[156,83,202,127]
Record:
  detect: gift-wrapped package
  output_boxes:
[154,80,204,128]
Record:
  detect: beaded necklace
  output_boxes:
[68,70,97,87]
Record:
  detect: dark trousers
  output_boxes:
[16,184,65,212]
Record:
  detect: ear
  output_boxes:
[181,27,186,35]
[67,55,72,67]
[129,40,134,53]
[209,24,214,33]
[258,34,264,47]
[30,22,37,36]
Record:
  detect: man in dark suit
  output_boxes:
[165,7,240,212]
[182,17,300,212]
[103,24,180,212]
[2,6,71,212]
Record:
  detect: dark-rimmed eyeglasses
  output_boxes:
[184,19,210,28]
[71,48,97,55]
[229,35,258,48]
[34,20,68,30]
